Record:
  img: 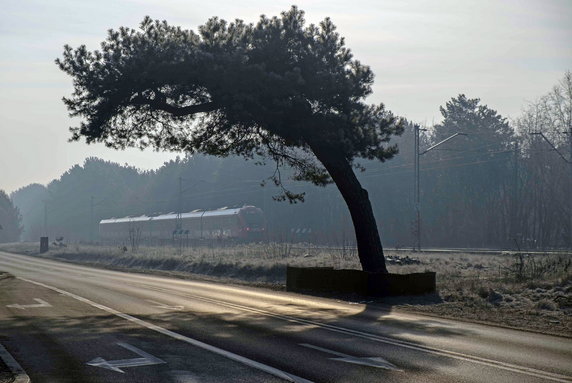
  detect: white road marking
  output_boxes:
[137,283,572,383]
[6,298,51,310]
[146,299,184,311]
[300,343,402,371]
[11,267,571,382]
[87,342,165,373]
[0,344,30,383]
[18,277,313,383]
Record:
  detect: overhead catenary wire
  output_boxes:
[87,153,520,217]
[74,143,557,224]
[361,150,514,179]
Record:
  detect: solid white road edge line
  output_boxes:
[13,268,572,383]
[0,344,30,383]
[150,285,572,383]
[18,277,313,383]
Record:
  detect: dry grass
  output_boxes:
[1,242,570,336]
[390,251,572,336]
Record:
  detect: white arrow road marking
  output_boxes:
[86,342,166,373]
[21,278,313,383]
[6,298,51,310]
[165,289,572,383]
[146,299,184,311]
[300,343,402,371]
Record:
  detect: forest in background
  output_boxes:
[7,72,572,250]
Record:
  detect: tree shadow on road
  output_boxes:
[0,268,482,383]
[0,293,471,383]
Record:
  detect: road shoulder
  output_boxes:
[0,337,30,383]
[0,272,29,383]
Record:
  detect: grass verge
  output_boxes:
[1,242,570,336]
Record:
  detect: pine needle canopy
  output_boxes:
[57,6,404,195]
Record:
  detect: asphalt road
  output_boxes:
[0,251,570,383]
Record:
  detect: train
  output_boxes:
[99,206,266,243]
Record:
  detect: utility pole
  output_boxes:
[568,125,572,249]
[90,195,94,242]
[531,131,572,249]
[414,128,466,251]
[414,125,421,251]
[177,176,183,232]
[510,141,519,244]
[43,200,48,237]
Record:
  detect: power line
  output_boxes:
[361,152,514,179]
[362,148,514,177]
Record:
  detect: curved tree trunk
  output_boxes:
[309,143,388,273]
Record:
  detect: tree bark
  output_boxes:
[309,142,388,273]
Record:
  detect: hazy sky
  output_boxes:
[1,0,571,194]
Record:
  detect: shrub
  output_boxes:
[535,299,557,311]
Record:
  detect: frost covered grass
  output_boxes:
[390,251,572,335]
[1,242,570,335]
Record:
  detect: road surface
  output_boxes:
[0,251,570,382]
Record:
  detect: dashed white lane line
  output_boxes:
[18,277,313,383]
[146,299,184,311]
[17,275,572,383]
[134,282,572,383]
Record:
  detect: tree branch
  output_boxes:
[131,95,218,117]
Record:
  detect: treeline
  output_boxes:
[10,73,572,249]
[0,190,22,242]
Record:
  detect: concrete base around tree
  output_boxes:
[286,266,436,297]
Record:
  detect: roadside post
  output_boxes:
[40,237,49,253]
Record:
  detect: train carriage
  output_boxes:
[99,206,265,243]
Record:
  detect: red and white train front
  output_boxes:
[236,206,266,240]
